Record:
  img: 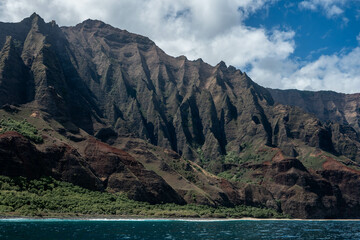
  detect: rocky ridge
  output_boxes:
[0,14,360,218]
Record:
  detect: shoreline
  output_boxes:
[1,215,359,222]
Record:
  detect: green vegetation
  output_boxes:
[222,142,277,165]
[218,144,277,183]
[196,147,209,165]
[168,160,198,183]
[217,171,235,181]
[0,176,287,219]
[217,168,258,184]
[195,147,222,173]
[238,145,277,164]
[0,118,43,143]
[223,151,241,164]
[300,154,325,170]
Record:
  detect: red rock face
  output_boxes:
[0,132,184,204]
[43,142,103,191]
[253,155,360,219]
[320,160,360,218]
[0,131,45,178]
[0,131,102,190]
[83,138,185,204]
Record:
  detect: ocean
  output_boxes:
[0,218,359,240]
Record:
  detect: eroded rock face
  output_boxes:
[83,138,185,204]
[0,36,32,106]
[114,137,245,207]
[61,19,359,168]
[60,18,360,169]
[268,88,360,137]
[1,14,360,218]
[0,13,101,134]
[265,159,341,218]
[0,131,101,190]
[43,143,103,191]
[319,160,360,218]
[1,14,359,170]
[244,152,358,219]
[268,89,360,162]
[0,132,184,204]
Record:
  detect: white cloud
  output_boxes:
[249,47,360,93]
[299,1,317,11]
[299,0,345,18]
[327,5,343,16]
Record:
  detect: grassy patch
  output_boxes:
[239,145,277,164]
[168,160,198,183]
[218,144,277,183]
[0,118,43,143]
[0,176,287,219]
[224,151,241,164]
[217,168,259,184]
[300,154,325,170]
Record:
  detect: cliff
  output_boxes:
[0,14,360,218]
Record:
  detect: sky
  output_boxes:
[0,0,360,93]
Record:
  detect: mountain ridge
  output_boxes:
[268,88,360,134]
[1,14,360,218]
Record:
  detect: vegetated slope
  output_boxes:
[0,14,360,218]
[0,175,285,219]
[0,107,254,209]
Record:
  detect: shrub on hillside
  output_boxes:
[0,118,43,143]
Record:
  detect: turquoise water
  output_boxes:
[0,218,359,240]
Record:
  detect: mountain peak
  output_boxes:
[215,60,228,71]
[28,12,45,24]
[218,60,227,67]
[29,12,41,20]
[78,19,107,29]
[68,18,154,46]
[20,12,46,28]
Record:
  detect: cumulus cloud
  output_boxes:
[299,0,345,18]
[250,47,360,93]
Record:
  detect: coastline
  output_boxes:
[1,215,359,222]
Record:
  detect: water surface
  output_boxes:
[0,218,359,240]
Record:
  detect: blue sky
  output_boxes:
[1,0,360,93]
[245,0,360,62]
